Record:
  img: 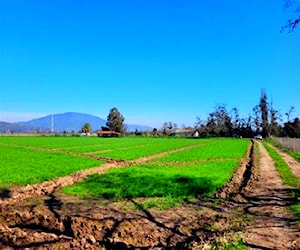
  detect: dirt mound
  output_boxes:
[0,195,245,249]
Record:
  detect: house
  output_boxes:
[174,128,196,138]
[96,130,121,137]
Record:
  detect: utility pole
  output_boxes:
[51,114,54,133]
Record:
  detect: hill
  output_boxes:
[0,121,46,133]
[0,112,153,133]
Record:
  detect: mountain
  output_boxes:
[0,121,46,133]
[17,112,107,133]
[0,112,153,133]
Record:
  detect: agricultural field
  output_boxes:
[0,146,102,188]
[0,136,299,249]
[0,137,247,192]
[63,138,249,208]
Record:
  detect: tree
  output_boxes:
[259,90,269,138]
[106,107,125,134]
[194,116,207,137]
[252,105,261,133]
[269,104,281,136]
[231,107,240,132]
[208,104,232,137]
[152,128,158,136]
[284,117,300,137]
[282,0,300,32]
[239,115,253,138]
[206,112,218,136]
[285,106,295,122]
[81,123,92,134]
[161,121,177,136]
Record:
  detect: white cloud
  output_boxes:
[0,111,46,122]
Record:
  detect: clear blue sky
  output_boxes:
[0,0,299,128]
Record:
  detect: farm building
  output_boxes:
[96,129,121,137]
[174,128,198,138]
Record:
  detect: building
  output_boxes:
[96,130,121,137]
[174,128,197,138]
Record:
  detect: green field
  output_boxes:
[154,138,249,162]
[0,145,102,188]
[63,160,239,200]
[0,136,250,208]
[62,137,249,207]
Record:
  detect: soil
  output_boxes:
[0,140,300,249]
[241,142,300,249]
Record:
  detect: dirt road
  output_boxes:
[242,142,300,249]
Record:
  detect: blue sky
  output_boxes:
[0,0,299,128]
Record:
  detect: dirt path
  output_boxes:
[242,142,300,249]
[270,143,300,181]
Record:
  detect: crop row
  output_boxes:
[62,138,250,208]
[0,137,250,205]
[0,136,203,151]
[63,160,239,203]
[0,145,101,188]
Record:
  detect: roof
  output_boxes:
[175,128,194,133]
[96,130,121,135]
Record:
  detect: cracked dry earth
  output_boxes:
[0,141,300,249]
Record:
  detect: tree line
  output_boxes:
[193,90,299,138]
[81,90,299,138]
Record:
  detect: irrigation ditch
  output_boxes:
[0,140,299,249]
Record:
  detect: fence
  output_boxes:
[273,137,300,152]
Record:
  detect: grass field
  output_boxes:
[154,138,249,162]
[0,136,250,208]
[0,145,102,188]
[62,160,239,199]
[61,138,250,208]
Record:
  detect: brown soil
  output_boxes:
[0,140,300,249]
[241,142,300,249]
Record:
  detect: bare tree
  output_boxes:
[161,121,177,136]
[285,106,295,122]
[231,107,240,135]
[252,105,261,134]
[205,104,232,137]
[282,0,300,32]
[269,103,281,136]
[259,90,269,138]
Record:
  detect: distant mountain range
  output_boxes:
[0,112,153,133]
